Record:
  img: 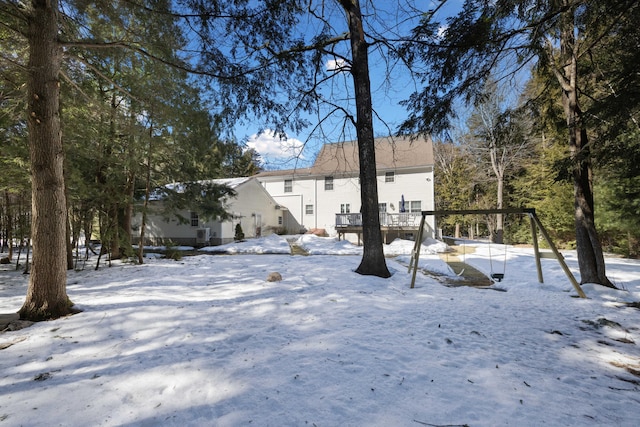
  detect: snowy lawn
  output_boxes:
[1,235,639,426]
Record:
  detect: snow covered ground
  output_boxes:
[1,235,639,426]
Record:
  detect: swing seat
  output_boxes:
[491,273,504,282]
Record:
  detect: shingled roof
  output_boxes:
[256,135,433,178]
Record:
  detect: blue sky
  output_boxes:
[239,1,464,170]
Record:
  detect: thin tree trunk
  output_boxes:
[109,205,120,259]
[65,182,74,270]
[15,239,22,271]
[138,126,154,264]
[24,238,30,275]
[488,133,504,244]
[495,175,504,244]
[107,92,121,260]
[120,108,138,258]
[339,0,390,278]
[19,0,72,320]
[120,171,135,258]
[5,191,13,261]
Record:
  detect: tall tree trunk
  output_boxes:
[107,93,121,260]
[339,0,390,278]
[138,126,154,264]
[19,0,73,320]
[556,4,614,288]
[120,108,137,258]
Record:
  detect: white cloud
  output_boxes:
[437,25,448,39]
[326,58,349,72]
[246,130,305,161]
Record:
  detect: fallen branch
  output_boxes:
[413,420,470,427]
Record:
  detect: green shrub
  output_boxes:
[164,241,182,261]
[234,224,245,241]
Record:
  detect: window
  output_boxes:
[305,204,314,215]
[385,171,395,183]
[324,176,334,191]
[410,200,422,213]
[278,216,283,225]
[284,179,292,193]
[190,211,199,227]
[378,203,387,213]
[340,203,351,214]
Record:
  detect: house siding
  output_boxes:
[256,135,436,242]
[135,178,285,246]
[260,170,435,240]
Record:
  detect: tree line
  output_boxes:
[433,72,639,259]
[401,0,640,288]
[1,0,265,319]
[1,0,639,321]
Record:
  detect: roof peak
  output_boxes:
[256,135,433,178]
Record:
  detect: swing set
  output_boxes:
[407,207,587,298]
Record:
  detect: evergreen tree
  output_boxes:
[0,0,248,318]
[510,72,575,245]
[399,0,640,287]
[19,0,71,319]
[0,25,30,261]
[234,223,245,242]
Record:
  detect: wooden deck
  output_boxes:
[335,212,422,244]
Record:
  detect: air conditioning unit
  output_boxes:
[196,228,211,244]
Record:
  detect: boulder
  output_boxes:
[266,272,282,282]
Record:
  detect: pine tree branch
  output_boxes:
[70,54,145,105]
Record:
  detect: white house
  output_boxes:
[255,135,435,242]
[136,177,286,246]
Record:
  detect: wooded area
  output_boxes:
[1,0,639,319]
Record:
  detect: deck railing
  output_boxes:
[335,212,421,228]
[335,213,362,227]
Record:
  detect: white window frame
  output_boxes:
[305,204,314,215]
[324,176,334,191]
[284,179,292,193]
[385,171,395,183]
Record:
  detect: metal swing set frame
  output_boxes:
[407,207,587,298]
